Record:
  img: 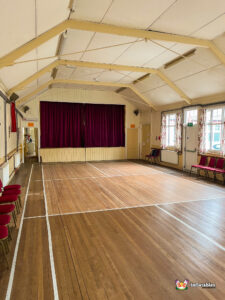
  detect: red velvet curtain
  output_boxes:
[40,101,83,148]
[11,102,17,132]
[84,104,125,147]
[40,101,125,148]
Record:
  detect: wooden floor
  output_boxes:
[0,161,225,299]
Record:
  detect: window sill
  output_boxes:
[201,152,224,158]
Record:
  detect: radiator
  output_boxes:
[0,162,9,186]
[14,152,21,168]
[161,150,178,165]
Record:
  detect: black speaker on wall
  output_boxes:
[133,109,139,116]
[10,93,19,102]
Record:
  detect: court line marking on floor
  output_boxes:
[34,171,162,182]
[87,162,110,177]
[155,205,225,252]
[5,164,34,300]
[131,160,225,193]
[28,192,42,195]
[23,196,225,220]
[42,165,59,300]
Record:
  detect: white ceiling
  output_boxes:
[0,0,224,109]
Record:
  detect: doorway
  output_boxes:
[24,127,38,159]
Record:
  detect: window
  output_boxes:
[205,108,224,152]
[184,109,198,125]
[161,111,182,151]
[165,113,176,147]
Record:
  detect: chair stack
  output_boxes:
[191,156,225,183]
[0,180,22,268]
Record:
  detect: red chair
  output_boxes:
[0,204,17,227]
[207,158,225,182]
[190,156,207,175]
[199,157,216,178]
[0,215,12,240]
[0,195,20,213]
[2,189,22,208]
[0,179,21,191]
[0,225,9,268]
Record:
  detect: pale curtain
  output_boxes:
[161,113,167,149]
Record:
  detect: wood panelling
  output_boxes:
[40,148,85,162]
[127,128,139,159]
[40,147,126,162]
[86,147,126,161]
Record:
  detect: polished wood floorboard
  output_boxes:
[44,162,225,215]
[25,194,46,217]
[10,218,54,300]
[50,207,225,299]
[159,198,225,246]
[43,163,104,180]
[1,161,225,299]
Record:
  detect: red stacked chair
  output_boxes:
[190,156,207,175]
[0,225,9,268]
[0,204,17,227]
[0,179,22,208]
[0,215,12,240]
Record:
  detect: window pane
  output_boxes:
[169,126,175,146]
[206,110,211,123]
[212,109,222,123]
[205,125,211,151]
[185,109,197,124]
[212,124,221,150]
[169,114,176,126]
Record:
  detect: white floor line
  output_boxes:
[131,161,225,193]
[5,164,34,300]
[24,215,46,220]
[87,162,110,177]
[28,192,41,195]
[155,205,225,252]
[40,195,224,218]
[42,165,59,300]
[38,173,161,182]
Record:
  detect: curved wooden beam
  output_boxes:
[16,79,157,110]
[1,19,224,70]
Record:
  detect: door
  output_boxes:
[141,124,150,159]
[183,125,198,171]
[127,128,139,159]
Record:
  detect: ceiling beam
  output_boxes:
[16,80,53,107]
[7,59,157,95]
[1,19,225,70]
[15,79,156,110]
[54,79,157,110]
[208,41,225,66]
[67,19,210,47]
[156,70,191,104]
[8,59,190,103]
[0,21,68,68]
[7,61,58,96]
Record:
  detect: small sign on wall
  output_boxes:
[28,122,34,127]
[130,124,135,128]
